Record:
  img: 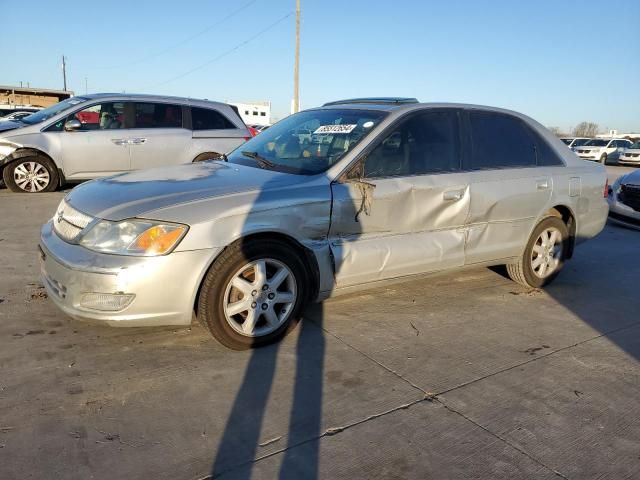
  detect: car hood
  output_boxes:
[621,169,640,186]
[623,149,640,154]
[66,161,312,221]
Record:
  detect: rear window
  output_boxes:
[134,103,182,128]
[191,107,236,130]
[468,112,536,169]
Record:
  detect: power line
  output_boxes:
[141,11,293,90]
[102,0,258,69]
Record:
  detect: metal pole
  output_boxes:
[62,55,67,91]
[293,0,300,113]
[85,77,88,95]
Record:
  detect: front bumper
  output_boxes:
[39,221,221,327]
[619,157,640,165]
[576,153,600,161]
[607,193,640,230]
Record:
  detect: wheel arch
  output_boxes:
[193,231,321,316]
[1,148,64,189]
[1,148,62,182]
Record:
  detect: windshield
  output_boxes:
[584,139,608,147]
[630,142,640,149]
[560,138,572,145]
[20,97,89,125]
[226,108,387,175]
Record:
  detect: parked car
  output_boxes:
[0,107,40,117]
[608,169,640,229]
[0,111,37,122]
[560,137,590,149]
[574,138,633,164]
[618,141,640,166]
[0,94,251,193]
[39,99,609,350]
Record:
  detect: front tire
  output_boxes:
[506,216,569,289]
[197,239,308,350]
[600,153,608,164]
[3,156,58,193]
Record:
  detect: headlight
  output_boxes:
[79,219,188,256]
[611,177,624,196]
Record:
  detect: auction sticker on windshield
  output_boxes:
[314,124,357,134]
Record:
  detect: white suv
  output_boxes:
[574,138,633,164]
[0,94,251,193]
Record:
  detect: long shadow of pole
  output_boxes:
[210,115,365,478]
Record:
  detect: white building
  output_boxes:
[229,101,271,126]
[596,130,640,139]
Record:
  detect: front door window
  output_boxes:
[71,103,126,130]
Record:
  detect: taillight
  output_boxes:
[248,126,259,137]
[604,178,609,198]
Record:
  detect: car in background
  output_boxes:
[560,137,590,149]
[0,93,252,193]
[248,124,270,133]
[574,138,633,164]
[0,111,39,122]
[619,141,640,166]
[608,169,640,229]
[0,107,40,117]
[39,99,608,350]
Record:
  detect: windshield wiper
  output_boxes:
[241,150,276,169]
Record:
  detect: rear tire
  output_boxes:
[3,156,58,193]
[197,239,308,350]
[600,153,608,164]
[506,216,569,289]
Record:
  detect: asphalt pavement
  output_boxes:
[0,166,638,479]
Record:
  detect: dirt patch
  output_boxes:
[522,345,551,355]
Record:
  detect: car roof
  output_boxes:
[317,101,534,117]
[78,92,230,110]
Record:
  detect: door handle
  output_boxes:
[111,138,128,146]
[536,179,550,190]
[129,138,147,145]
[443,189,465,201]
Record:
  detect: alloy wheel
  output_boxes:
[222,258,297,337]
[531,227,563,278]
[13,161,50,192]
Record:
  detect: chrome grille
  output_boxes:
[620,184,640,212]
[52,199,94,242]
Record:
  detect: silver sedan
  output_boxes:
[39,99,609,350]
[608,169,640,230]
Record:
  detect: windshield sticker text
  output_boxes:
[313,124,357,134]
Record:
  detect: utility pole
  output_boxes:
[62,55,67,91]
[85,77,88,95]
[292,0,300,113]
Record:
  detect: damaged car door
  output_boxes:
[329,109,471,288]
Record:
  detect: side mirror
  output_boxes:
[64,119,82,131]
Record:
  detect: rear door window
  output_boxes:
[468,111,536,169]
[191,107,236,130]
[133,103,182,128]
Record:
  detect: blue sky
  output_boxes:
[3,0,639,131]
